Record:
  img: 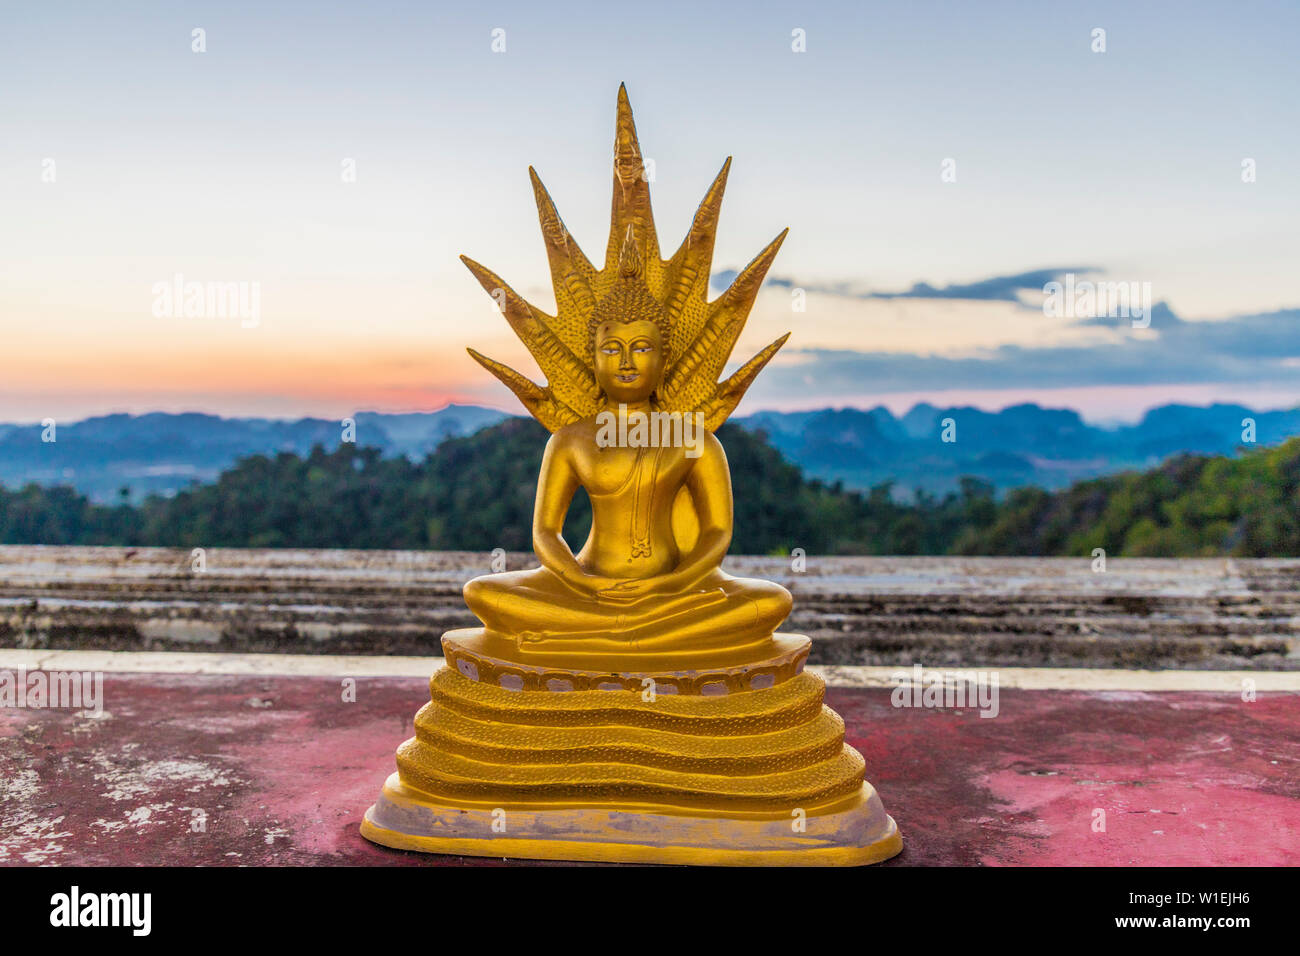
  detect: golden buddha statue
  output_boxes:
[459,231,795,666]
[360,85,901,865]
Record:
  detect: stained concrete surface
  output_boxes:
[2,664,1296,866]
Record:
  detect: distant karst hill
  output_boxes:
[739,402,1300,497]
[2,400,1297,504]
[0,405,508,502]
[4,418,1300,557]
[1,420,925,554]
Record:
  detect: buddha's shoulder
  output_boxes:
[549,418,601,449]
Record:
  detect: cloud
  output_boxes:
[748,304,1300,398]
[711,266,1099,303]
[703,262,1300,400]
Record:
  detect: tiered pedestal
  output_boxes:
[360,628,901,865]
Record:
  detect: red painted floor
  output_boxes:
[1,673,1296,866]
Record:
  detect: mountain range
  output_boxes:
[740,402,1300,497]
[0,406,507,502]
[2,402,1296,503]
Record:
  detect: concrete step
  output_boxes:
[2,546,1298,669]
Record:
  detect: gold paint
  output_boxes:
[395,667,863,811]
[361,85,901,865]
[429,660,826,730]
[439,628,812,694]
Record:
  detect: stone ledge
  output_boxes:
[3,546,1300,669]
[4,647,1300,690]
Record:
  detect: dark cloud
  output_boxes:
[704,262,1300,396]
[711,266,1099,303]
[745,305,1300,398]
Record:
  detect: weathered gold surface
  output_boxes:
[427,661,827,731]
[361,777,902,866]
[361,86,901,864]
[398,667,863,812]
[440,627,811,693]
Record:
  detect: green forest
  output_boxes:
[3,418,1299,556]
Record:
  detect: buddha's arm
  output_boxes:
[532,433,609,595]
[667,432,733,589]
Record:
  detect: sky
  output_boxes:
[1,0,1297,424]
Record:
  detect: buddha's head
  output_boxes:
[588,230,668,405]
[593,317,665,405]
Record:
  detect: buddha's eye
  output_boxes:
[600,345,620,354]
[632,342,654,353]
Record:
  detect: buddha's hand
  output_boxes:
[559,573,623,597]
[596,575,680,605]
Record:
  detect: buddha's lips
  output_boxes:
[616,374,639,383]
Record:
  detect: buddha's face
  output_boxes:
[594,319,664,405]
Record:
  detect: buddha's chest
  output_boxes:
[576,444,690,499]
